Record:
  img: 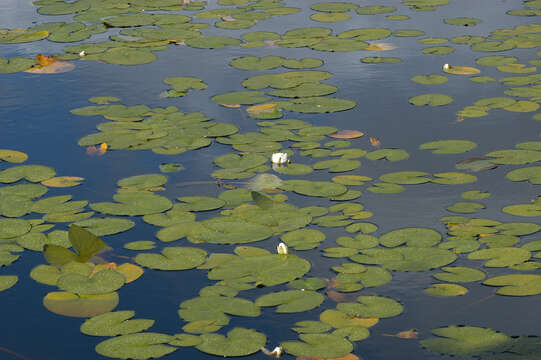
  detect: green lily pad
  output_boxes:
[409,94,454,106]
[187,217,273,244]
[124,241,156,251]
[212,91,269,106]
[176,196,225,212]
[447,202,485,213]
[425,283,468,296]
[503,203,541,217]
[255,290,324,313]
[99,47,157,65]
[356,5,396,14]
[421,326,511,355]
[90,192,172,216]
[57,269,125,295]
[476,55,518,66]
[282,334,353,358]
[269,83,338,98]
[0,275,17,291]
[293,321,332,334]
[351,247,456,271]
[432,172,477,184]
[280,180,347,197]
[336,295,403,318]
[185,36,241,49]
[444,17,482,26]
[420,140,477,154]
[96,333,176,359]
[486,150,541,165]
[434,266,486,282]
[230,55,284,70]
[380,227,441,247]
[379,171,430,184]
[366,183,405,194]
[411,74,448,84]
[73,218,135,236]
[313,159,360,172]
[461,190,491,200]
[310,2,358,12]
[179,295,259,325]
[163,77,208,97]
[0,57,35,73]
[470,76,497,83]
[276,97,356,113]
[0,165,56,183]
[484,274,541,296]
[393,29,425,37]
[468,247,530,267]
[208,251,310,287]
[81,310,154,336]
[196,328,266,356]
[311,13,350,22]
[361,57,402,63]
[418,37,448,44]
[422,46,455,55]
[281,229,325,250]
[135,247,207,270]
[365,149,409,162]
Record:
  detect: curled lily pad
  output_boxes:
[255,290,324,313]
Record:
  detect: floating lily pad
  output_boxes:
[486,150,541,165]
[422,46,455,55]
[379,171,430,184]
[444,17,482,26]
[411,74,448,84]
[176,196,225,212]
[447,202,485,213]
[421,326,511,355]
[212,91,269,106]
[0,150,28,163]
[361,57,402,63]
[434,266,486,282]
[196,328,266,356]
[409,94,454,106]
[476,55,518,66]
[365,149,409,162]
[311,13,350,22]
[468,247,530,267]
[57,269,125,295]
[462,190,491,200]
[356,5,396,14]
[280,180,347,197]
[0,165,56,183]
[0,275,17,291]
[256,290,324,313]
[124,241,156,251]
[281,229,325,250]
[43,291,119,318]
[484,274,541,296]
[337,295,403,318]
[90,192,172,216]
[135,247,207,270]
[81,310,154,336]
[96,333,176,359]
[432,172,477,184]
[74,218,135,236]
[282,333,353,358]
[506,166,541,184]
[380,227,441,247]
[420,140,477,154]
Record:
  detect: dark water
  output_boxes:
[1,0,541,359]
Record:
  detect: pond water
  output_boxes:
[2,0,541,359]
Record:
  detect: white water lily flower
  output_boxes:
[443,63,450,70]
[277,242,289,255]
[261,346,283,358]
[79,50,86,57]
[271,152,288,165]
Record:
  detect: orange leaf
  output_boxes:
[328,130,364,139]
[246,103,277,114]
[383,328,419,339]
[25,55,74,74]
[36,54,57,67]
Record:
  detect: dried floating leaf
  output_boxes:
[369,137,381,147]
[25,54,74,74]
[328,130,364,139]
[365,43,397,51]
[383,329,419,339]
[41,176,84,187]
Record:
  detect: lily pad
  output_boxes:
[468,247,530,267]
[380,227,441,247]
[135,247,207,270]
[336,295,403,318]
[196,328,266,356]
[282,333,353,358]
[81,310,154,336]
[255,290,324,313]
[57,269,125,295]
[96,333,176,359]
[0,275,17,291]
[409,94,454,106]
[484,274,541,296]
[420,140,477,154]
[43,291,119,318]
[434,266,486,282]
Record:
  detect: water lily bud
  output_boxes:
[277,242,289,255]
[271,152,288,164]
[443,63,450,70]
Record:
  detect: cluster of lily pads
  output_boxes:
[4,0,541,359]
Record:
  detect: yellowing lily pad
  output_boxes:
[41,176,84,187]
[443,65,480,75]
[43,291,119,318]
[0,150,28,163]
